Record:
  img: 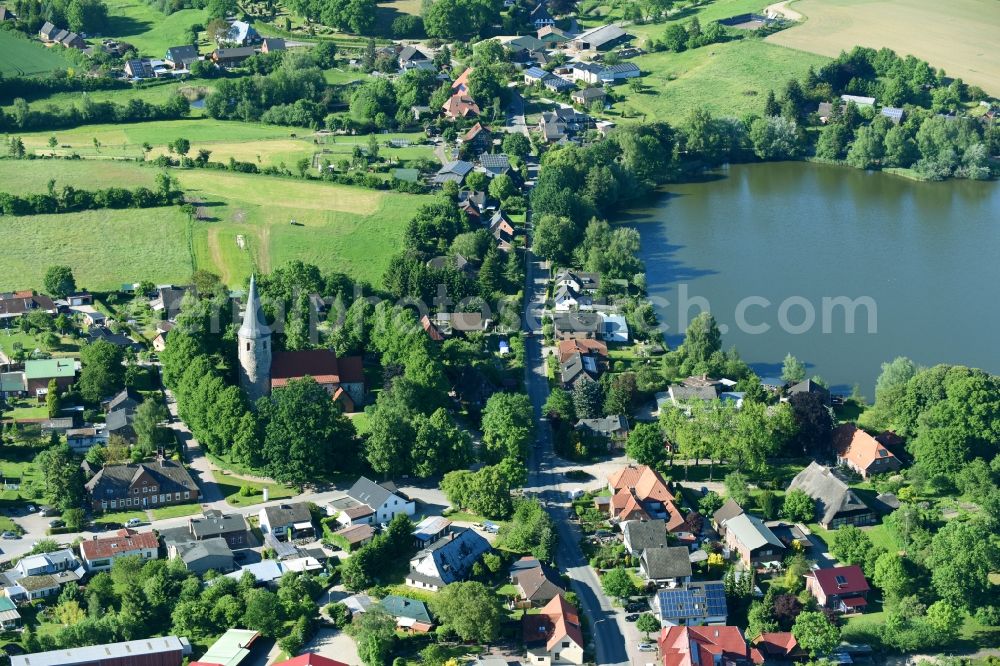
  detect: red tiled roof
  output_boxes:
[421,315,445,341]
[452,67,473,93]
[751,632,800,663]
[270,350,363,388]
[660,626,748,666]
[811,564,870,596]
[833,424,898,471]
[841,596,868,608]
[442,94,480,118]
[274,655,350,666]
[558,339,608,363]
[80,529,159,560]
[464,122,489,141]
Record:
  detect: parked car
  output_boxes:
[625,614,640,622]
[48,519,65,528]
[26,504,36,513]
[41,507,60,517]
[1,532,19,540]
[125,518,143,528]
[626,601,648,612]
[637,643,657,653]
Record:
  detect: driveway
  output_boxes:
[299,628,361,666]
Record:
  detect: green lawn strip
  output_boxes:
[348,411,371,437]
[382,584,437,605]
[211,470,297,508]
[92,509,147,524]
[0,207,192,292]
[0,30,72,77]
[150,503,203,520]
[0,517,21,533]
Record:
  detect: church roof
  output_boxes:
[239,274,270,339]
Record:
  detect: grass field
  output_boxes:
[212,470,297,508]
[767,0,1000,95]
[102,0,210,57]
[374,0,423,35]
[0,205,193,291]
[2,80,214,115]
[0,31,73,78]
[150,503,203,519]
[0,159,159,193]
[613,40,830,122]
[582,0,770,42]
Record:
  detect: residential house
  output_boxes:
[261,37,285,53]
[524,66,549,85]
[557,338,607,363]
[104,408,137,443]
[480,153,512,178]
[84,458,199,512]
[786,462,875,528]
[398,45,431,70]
[406,528,491,591]
[523,595,585,665]
[259,503,315,541]
[433,160,474,185]
[712,499,744,536]
[413,516,452,548]
[341,476,416,525]
[538,111,568,142]
[833,424,902,479]
[659,626,749,666]
[380,595,435,633]
[340,593,374,618]
[149,285,191,318]
[0,597,19,630]
[553,283,591,312]
[124,58,154,79]
[622,519,667,556]
[0,371,26,399]
[451,66,473,94]
[667,375,723,405]
[572,86,606,108]
[720,512,785,568]
[786,379,831,406]
[270,349,365,412]
[575,415,628,447]
[530,2,555,29]
[164,45,200,69]
[1,549,82,602]
[511,557,565,607]
[164,509,253,549]
[0,290,56,321]
[641,546,693,586]
[805,565,870,613]
[490,210,517,252]
[554,269,600,292]
[463,122,492,154]
[572,23,628,51]
[169,537,234,574]
[11,636,192,666]
[212,46,255,67]
[103,387,142,413]
[600,312,629,343]
[543,75,575,93]
[88,326,141,351]
[420,315,445,342]
[80,529,159,572]
[331,524,375,551]
[653,581,728,626]
[841,94,875,107]
[765,521,810,551]
[39,417,74,437]
[750,632,807,663]
[551,312,601,340]
[607,464,686,531]
[443,94,480,119]
[222,19,259,45]
[433,312,492,335]
[24,358,76,394]
[153,320,173,351]
[560,352,599,388]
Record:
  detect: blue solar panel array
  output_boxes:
[703,583,727,616]
[656,582,728,620]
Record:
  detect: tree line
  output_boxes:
[0,171,181,215]
[0,93,190,133]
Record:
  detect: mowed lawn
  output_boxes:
[583,0,769,42]
[614,40,830,123]
[102,0,210,57]
[767,0,1000,95]
[0,30,72,77]
[0,159,160,192]
[174,168,428,286]
[0,207,193,291]
[3,80,215,115]
[15,118,309,159]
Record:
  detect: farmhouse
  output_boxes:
[833,423,902,478]
[572,23,629,51]
[85,458,200,512]
[787,462,875,528]
[212,46,255,67]
[164,45,200,69]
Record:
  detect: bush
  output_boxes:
[238,484,257,497]
[326,602,352,628]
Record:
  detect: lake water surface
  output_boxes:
[632,162,1000,394]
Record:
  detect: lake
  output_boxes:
[632,161,1000,395]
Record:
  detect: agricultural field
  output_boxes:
[0,159,159,192]
[767,0,1000,95]
[613,39,830,123]
[102,0,210,57]
[0,30,73,77]
[374,0,424,35]
[579,0,769,43]
[0,205,193,291]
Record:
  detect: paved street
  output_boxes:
[521,235,638,665]
[505,89,529,136]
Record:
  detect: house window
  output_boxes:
[175,493,181,500]
[110,500,117,509]
[101,501,108,509]
[183,491,190,499]
[151,494,158,504]
[151,486,157,492]
[160,494,166,503]
[133,488,139,495]
[142,486,147,493]
[562,642,570,648]
[246,342,250,351]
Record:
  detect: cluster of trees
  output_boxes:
[441,457,527,519]
[422,0,498,40]
[0,173,181,215]
[284,0,376,34]
[340,514,414,591]
[0,75,129,107]
[495,498,557,561]
[652,17,726,53]
[0,93,189,132]
[204,52,327,125]
[5,0,109,34]
[349,69,440,130]
[21,551,323,655]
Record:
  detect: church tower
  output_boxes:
[238,274,271,402]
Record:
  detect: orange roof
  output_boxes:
[463,122,489,141]
[442,94,480,118]
[660,626,748,666]
[523,594,584,652]
[80,528,158,560]
[609,465,674,503]
[833,424,898,471]
[558,339,607,363]
[751,632,803,663]
[663,498,686,532]
[452,66,473,93]
[421,315,445,341]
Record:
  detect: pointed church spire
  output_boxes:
[239,274,270,339]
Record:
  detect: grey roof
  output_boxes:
[347,476,396,509]
[552,312,601,334]
[239,274,270,339]
[573,87,606,100]
[669,384,719,402]
[788,379,830,397]
[190,510,248,538]
[433,160,474,184]
[398,45,430,62]
[174,537,233,565]
[480,153,511,173]
[712,499,744,527]
[214,46,255,59]
[380,595,432,623]
[104,408,134,433]
[642,546,693,580]
[576,415,626,437]
[880,106,904,122]
[262,37,285,50]
[512,561,564,602]
[105,387,141,412]
[262,502,312,528]
[574,23,626,47]
[85,460,198,497]
[605,62,640,74]
[622,519,667,552]
[543,75,575,91]
[11,636,190,666]
[165,45,198,62]
[787,462,871,525]
[722,512,784,551]
[411,527,491,586]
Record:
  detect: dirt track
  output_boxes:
[765,0,803,20]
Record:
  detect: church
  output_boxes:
[238,275,365,411]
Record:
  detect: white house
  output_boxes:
[406,528,491,591]
[80,529,159,572]
[600,312,629,343]
[258,503,315,541]
[553,285,591,312]
[333,477,416,526]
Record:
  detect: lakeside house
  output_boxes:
[786,462,875,528]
